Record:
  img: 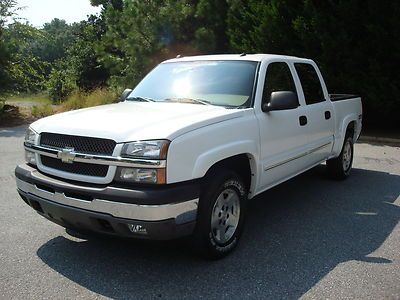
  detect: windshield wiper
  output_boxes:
[126,96,156,102]
[163,97,211,105]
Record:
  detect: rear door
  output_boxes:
[293,62,335,164]
[256,61,310,191]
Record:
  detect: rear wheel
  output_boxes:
[192,169,248,259]
[327,135,354,180]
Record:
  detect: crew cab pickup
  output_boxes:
[15,54,362,258]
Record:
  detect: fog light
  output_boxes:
[120,168,157,183]
[25,150,36,166]
[118,168,166,184]
[128,224,147,235]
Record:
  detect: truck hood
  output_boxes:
[31,102,242,142]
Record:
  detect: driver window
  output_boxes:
[262,62,298,105]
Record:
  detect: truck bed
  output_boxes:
[330,95,362,156]
[329,94,360,102]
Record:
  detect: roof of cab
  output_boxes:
[163,53,312,63]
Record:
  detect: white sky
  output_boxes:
[16,0,102,27]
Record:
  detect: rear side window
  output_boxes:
[294,63,325,105]
[262,62,298,105]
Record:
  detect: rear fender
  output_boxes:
[332,114,359,157]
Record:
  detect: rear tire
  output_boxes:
[192,168,248,259]
[327,134,354,180]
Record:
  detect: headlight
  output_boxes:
[25,127,38,146]
[121,140,170,159]
[24,128,38,166]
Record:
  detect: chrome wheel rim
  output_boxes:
[342,140,352,171]
[211,188,240,244]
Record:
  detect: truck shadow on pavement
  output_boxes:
[0,124,28,138]
[36,166,400,299]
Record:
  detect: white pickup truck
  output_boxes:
[16,54,362,258]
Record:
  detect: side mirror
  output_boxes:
[120,89,132,102]
[262,91,299,112]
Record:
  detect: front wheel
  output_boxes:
[327,135,354,180]
[192,169,248,259]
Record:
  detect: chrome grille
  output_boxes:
[40,156,109,177]
[40,133,116,155]
[39,133,116,178]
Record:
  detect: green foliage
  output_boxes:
[90,0,123,10]
[31,103,53,118]
[96,0,196,88]
[1,22,49,93]
[32,18,76,63]
[0,0,18,26]
[0,97,4,113]
[1,9,105,102]
[0,0,399,128]
[68,16,109,90]
[0,0,17,98]
[194,0,229,53]
[47,67,76,102]
[227,0,400,128]
[9,93,49,102]
[61,88,118,111]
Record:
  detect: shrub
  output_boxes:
[0,99,5,114]
[61,88,118,111]
[61,92,85,111]
[31,104,54,118]
[84,89,118,107]
[47,69,76,103]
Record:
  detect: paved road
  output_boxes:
[1,125,399,299]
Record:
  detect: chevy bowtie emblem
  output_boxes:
[57,148,76,164]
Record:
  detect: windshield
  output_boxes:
[127,60,258,108]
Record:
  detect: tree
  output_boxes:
[90,0,123,10]
[0,0,18,97]
[31,18,75,63]
[2,22,50,93]
[67,16,109,90]
[194,0,229,53]
[227,0,400,128]
[95,0,197,88]
[0,0,17,27]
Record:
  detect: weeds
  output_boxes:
[60,89,118,112]
[23,88,119,119]
[31,104,54,118]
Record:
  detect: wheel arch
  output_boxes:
[196,151,258,199]
[332,116,358,157]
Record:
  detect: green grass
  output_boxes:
[31,104,54,118]
[61,89,118,111]
[4,89,118,121]
[7,93,51,105]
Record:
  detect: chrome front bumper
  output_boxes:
[16,177,198,222]
[15,164,199,239]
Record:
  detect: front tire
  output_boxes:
[327,135,354,180]
[192,169,248,259]
[65,228,91,239]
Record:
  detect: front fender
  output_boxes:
[192,140,258,179]
[166,111,260,189]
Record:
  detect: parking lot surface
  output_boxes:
[1,125,399,299]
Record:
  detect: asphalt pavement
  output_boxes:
[0,125,399,299]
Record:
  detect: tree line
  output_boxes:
[1,0,399,128]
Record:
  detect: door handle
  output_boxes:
[325,111,331,120]
[299,115,307,126]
